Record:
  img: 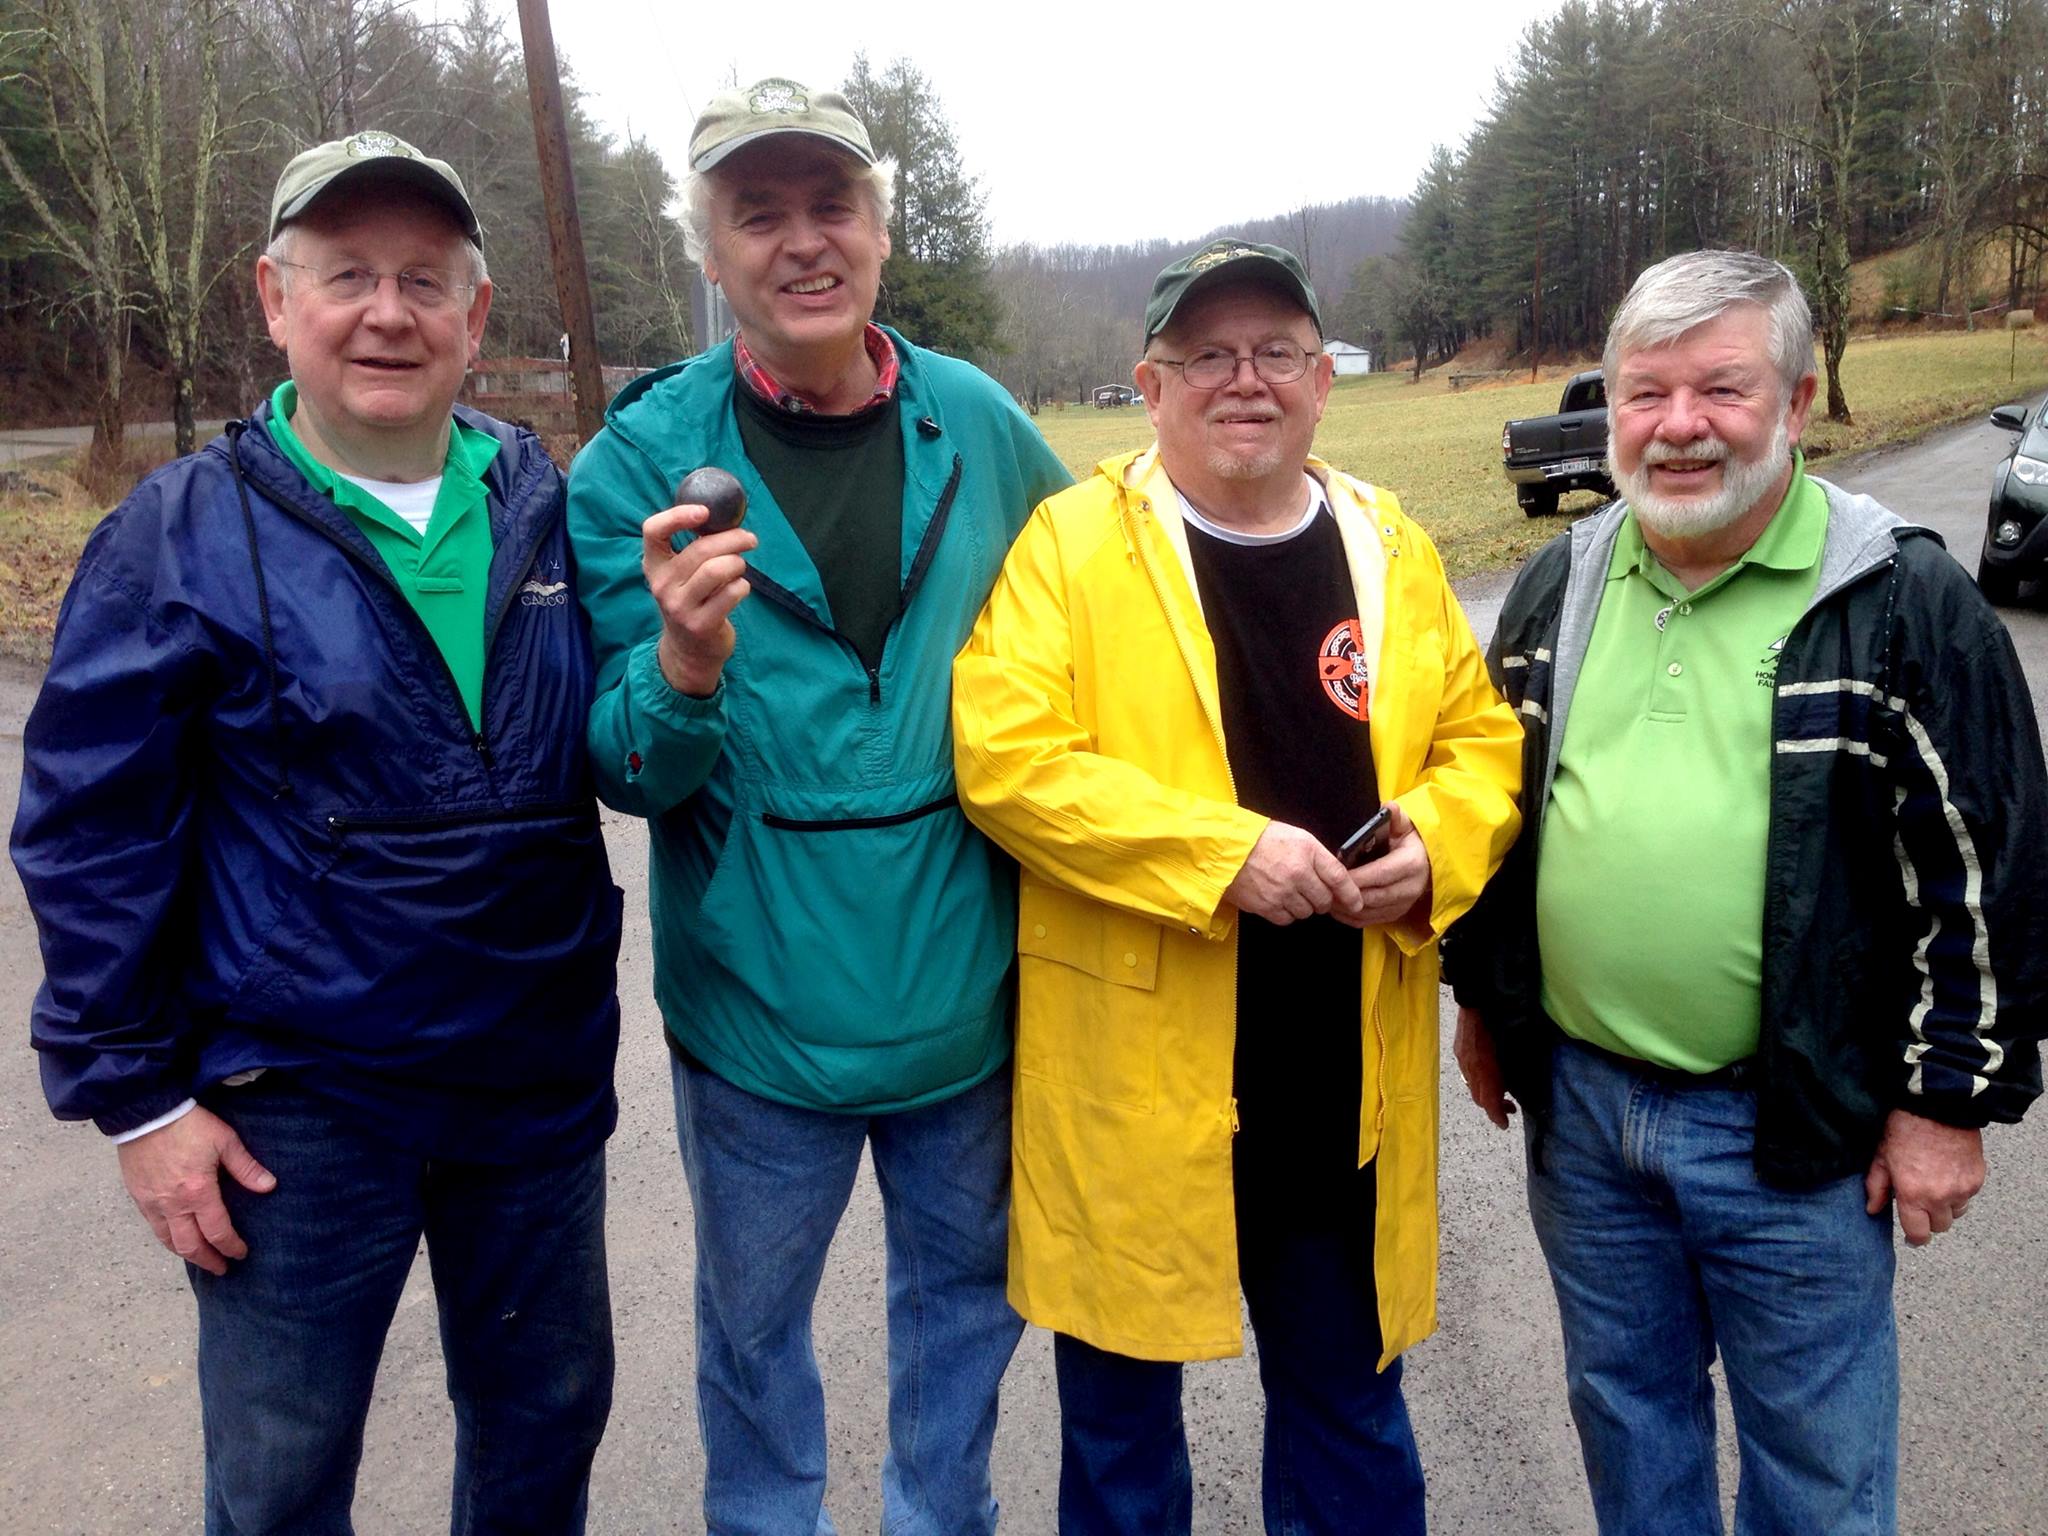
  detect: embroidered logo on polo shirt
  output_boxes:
[1756,634,1787,689]
[1317,619,1370,720]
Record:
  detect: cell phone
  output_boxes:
[1337,805,1393,868]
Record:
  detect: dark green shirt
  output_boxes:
[734,383,905,673]
[265,381,500,730]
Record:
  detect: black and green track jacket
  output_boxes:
[1442,480,2048,1187]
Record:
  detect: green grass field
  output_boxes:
[1,329,2042,661]
[1030,328,2048,577]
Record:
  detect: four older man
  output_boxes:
[15,133,621,1532]
[1446,250,2048,1533]
[16,96,2047,1536]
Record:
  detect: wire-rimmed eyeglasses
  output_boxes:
[1150,341,1317,389]
[275,259,475,311]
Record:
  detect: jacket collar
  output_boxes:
[225,400,559,633]
[601,329,953,630]
[1103,444,1401,770]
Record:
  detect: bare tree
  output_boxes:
[0,0,131,480]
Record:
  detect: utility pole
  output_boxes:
[514,0,605,444]
[1530,198,1544,386]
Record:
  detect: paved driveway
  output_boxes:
[1,419,2043,1533]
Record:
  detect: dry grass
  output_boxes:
[4,329,2044,660]
[0,470,113,662]
[1031,328,2048,578]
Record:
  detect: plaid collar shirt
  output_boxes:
[732,324,900,415]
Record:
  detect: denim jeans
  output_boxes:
[191,1075,614,1536]
[1053,1161,1426,1536]
[671,1054,1021,1536]
[1527,1039,1898,1536]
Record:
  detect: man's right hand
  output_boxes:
[641,504,760,698]
[1454,1006,1517,1130]
[1224,821,1365,925]
[116,1106,276,1276]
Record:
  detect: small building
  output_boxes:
[1324,339,1374,377]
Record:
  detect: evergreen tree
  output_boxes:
[842,53,1001,358]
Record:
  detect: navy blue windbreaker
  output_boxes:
[13,403,622,1162]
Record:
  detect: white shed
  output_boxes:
[1324,339,1374,376]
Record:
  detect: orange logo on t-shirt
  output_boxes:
[1318,619,1369,720]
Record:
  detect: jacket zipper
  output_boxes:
[251,442,544,768]
[759,795,955,832]
[744,453,965,707]
[326,798,587,841]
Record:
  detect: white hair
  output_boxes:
[680,151,898,268]
[1604,249,1814,398]
[264,224,488,289]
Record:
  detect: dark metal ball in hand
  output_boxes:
[678,467,748,533]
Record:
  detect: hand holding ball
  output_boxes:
[678,467,748,533]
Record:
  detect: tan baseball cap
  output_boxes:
[269,130,482,244]
[689,77,875,171]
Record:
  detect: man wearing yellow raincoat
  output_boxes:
[953,240,1522,1534]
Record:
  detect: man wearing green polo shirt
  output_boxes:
[1444,250,2048,1534]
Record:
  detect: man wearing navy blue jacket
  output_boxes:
[12,133,622,1535]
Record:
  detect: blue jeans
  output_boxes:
[671,1054,1022,1536]
[1527,1039,1898,1536]
[1053,1162,1426,1536]
[191,1075,613,1536]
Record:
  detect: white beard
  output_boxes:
[1616,418,1792,540]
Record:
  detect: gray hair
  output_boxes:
[680,152,899,268]
[264,224,489,290]
[1603,250,1814,397]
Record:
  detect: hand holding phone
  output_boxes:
[1337,805,1393,868]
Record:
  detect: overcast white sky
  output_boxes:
[457,0,1560,248]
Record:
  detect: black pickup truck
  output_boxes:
[1502,369,1614,517]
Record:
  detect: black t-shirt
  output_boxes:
[1183,490,1379,1201]
[734,383,905,673]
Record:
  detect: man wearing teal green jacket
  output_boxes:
[567,78,1069,1535]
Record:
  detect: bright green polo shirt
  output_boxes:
[1536,457,1828,1071]
[265,381,499,731]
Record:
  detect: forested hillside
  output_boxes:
[0,0,694,461]
[1339,0,2048,424]
[986,196,1408,407]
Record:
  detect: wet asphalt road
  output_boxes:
[1,415,2044,1534]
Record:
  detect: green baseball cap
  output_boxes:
[689,77,876,172]
[1144,239,1322,342]
[269,130,481,245]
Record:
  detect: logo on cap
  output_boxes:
[1190,245,1256,273]
[345,130,416,159]
[748,81,808,115]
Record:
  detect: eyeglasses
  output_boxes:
[275,259,474,311]
[1151,341,1316,389]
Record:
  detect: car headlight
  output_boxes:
[2010,453,2048,486]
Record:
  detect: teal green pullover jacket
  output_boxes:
[569,333,1071,1112]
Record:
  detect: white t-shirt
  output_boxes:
[338,473,442,536]
[1174,473,1326,545]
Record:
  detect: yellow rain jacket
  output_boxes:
[952,446,1522,1366]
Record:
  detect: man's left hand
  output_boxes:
[1338,802,1432,929]
[1864,1109,1984,1247]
